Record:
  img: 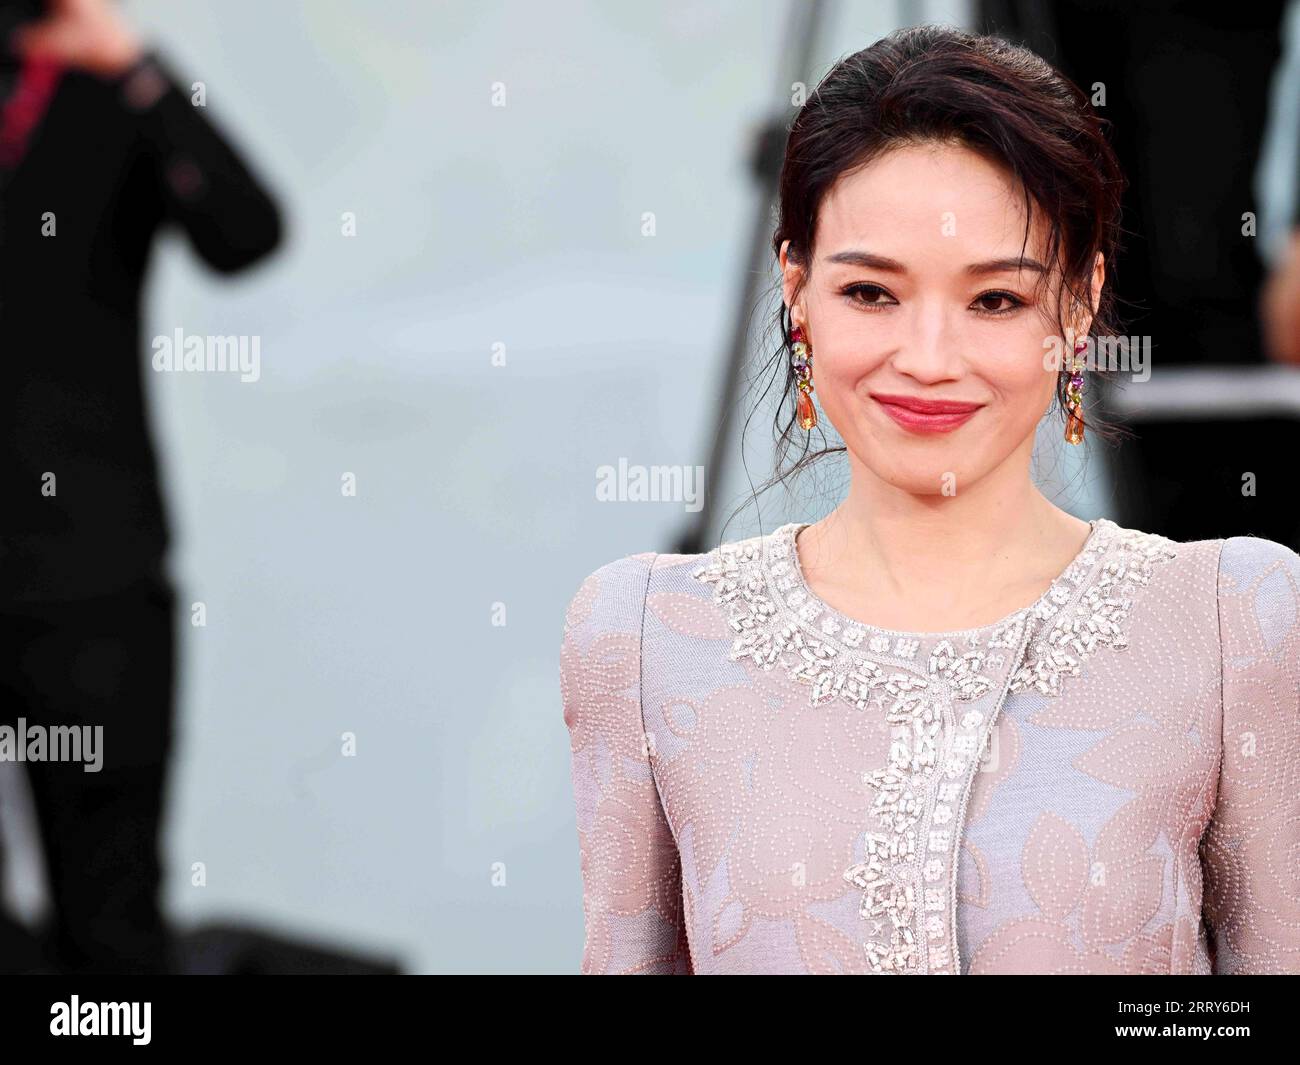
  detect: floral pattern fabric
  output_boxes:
[560,519,1300,974]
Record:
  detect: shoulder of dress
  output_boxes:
[563,552,658,638]
[566,534,736,622]
[1088,519,1229,589]
[1093,517,1180,552]
[1214,535,1300,735]
[584,549,659,583]
[1215,534,1300,595]
[1072,518,1183,590]
[686,526,782,584]
[1099,522,1300,571]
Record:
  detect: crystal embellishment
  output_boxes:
[689,517,1178,974]
[690,527,1015,713]
[1008,525,1179,697]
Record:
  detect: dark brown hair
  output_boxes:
[728,23,1131,536]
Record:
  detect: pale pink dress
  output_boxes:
[560,518,1300,974]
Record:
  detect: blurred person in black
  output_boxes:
[0,0,281,972]
[978,0,1300,549]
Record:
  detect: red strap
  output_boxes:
[0,56,64,169]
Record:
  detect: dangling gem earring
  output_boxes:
[1064,336,1087,445]
[791,324,817,431]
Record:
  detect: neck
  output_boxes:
[804,451,1091,617]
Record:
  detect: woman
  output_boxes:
[560,25,1300,975]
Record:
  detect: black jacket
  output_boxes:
[0,51,281,603]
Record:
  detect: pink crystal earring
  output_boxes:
[791,324,817,431]
[1064,336,1087,445]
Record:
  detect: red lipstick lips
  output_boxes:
[870,392,984,433]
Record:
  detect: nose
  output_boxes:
[889,299,966,383]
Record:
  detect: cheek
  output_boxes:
[810,354,875,418]
[991,354,1058,412]
[969,313,1065,408]
[808,338,889,396]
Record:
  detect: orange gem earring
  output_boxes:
[1064,336,1087,444]
[791,324,817,431]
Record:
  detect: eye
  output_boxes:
[841,282,897,309]
[971,290,1025,316]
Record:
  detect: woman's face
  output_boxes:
[782,139,1103,497]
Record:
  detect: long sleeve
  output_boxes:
[116,50,283,272]
[560,553,693,974]
[1200,535,1300,973]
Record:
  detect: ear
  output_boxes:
[779,239,806,326]
[1082,251,1106,336]
[1067,253,1106,342]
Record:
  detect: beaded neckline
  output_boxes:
[689,513,1178,973]
[774,516,1114,648]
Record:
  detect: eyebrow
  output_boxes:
[824,250,1047,276]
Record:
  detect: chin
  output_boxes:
[864,458,978,496]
